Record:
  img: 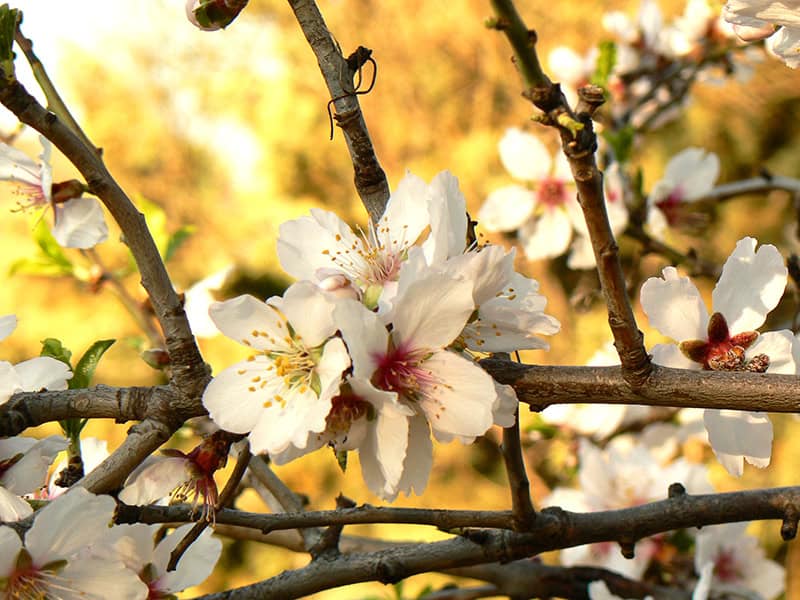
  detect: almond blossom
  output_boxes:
[0,435,66,521]
[546,437,712,579]
[277,170,466,311]
[334,268,499,500]
[0,136,108,249]
[694,522,784,599]
[478,128,584,262]
[202,281,350,456]
[0,314,72,406]
[0,487,147,599]
[723,0,800,67]
[109,523,222,598]
[646,147,719,239]
[640,237,796,476]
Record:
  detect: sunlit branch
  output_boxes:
[500,408,536,530]
[287,0,390,223]
[482,360,800,413]
[189,485,800,599]
[489,0,651,388]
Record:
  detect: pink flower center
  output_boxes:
[372,342,436,399]
[5,563,53,599]
[679,312,767,372]
[714,549,743,583]
[536,177,567,208]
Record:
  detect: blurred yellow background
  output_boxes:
[3,0,800,598]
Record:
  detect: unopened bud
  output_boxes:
[186,0,249,31]
[51,180,86,204]
[141,348,171,370]
[318,273,361,300]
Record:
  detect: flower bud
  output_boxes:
[186,0,248,31]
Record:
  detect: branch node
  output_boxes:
[667,482,686,498]
[618,538,636,560]
[782,505,799,541]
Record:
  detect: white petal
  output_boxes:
[3,435,67,494]
[0,143,41,185]
[641,266,708,341]
[664,147,719,201]
[209,294,288,351]
[277,208,361,282]
[392,273,474,350]
[492,382,519,428]
[153,525,222,593]
[713,238,787,332]
[424,170,468,263]
[0,486,33,521]
[703,409,772,476]
[418,350,495,438]
[118,456,190,505]
[0,527,22,576]
[378,171,435,252]
[750,330,797,374]
[27,487,117,564]
[519,207,573,260]
[443,245,514,306]
[51,197,109,249]
[15,356,72,392]
[477,185,535,232]
[202,357,277,434]
[394,413,433,497]
[275,280,338,346]
[767,26,800,68]
[334,299,388,380]
[59,557,148,600]
[359,401,410,498]
[498,128,551,181]
[0,314,17,341]
[650,343,700,369]
[567,234,597,270]
[183,265,235,339]
[0,360,22,405]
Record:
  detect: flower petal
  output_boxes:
[418,350,495,438]
[15,356,72,392]
[703,409,772,476]
[641,266,708,341]
[59,556,148,600]
[273,281,338,346]
[0,486,33,521]
[0,314,17,341]
[650,342,701,369]
[394,413,433,498]
[358,398,410,499]
[519,206,573,260]
[749,330,798,374]
[0,360,22,405]
[203,356,277,434]
[498,128,551,181]
[51,197,109,249]
[712,237,787,332]
[0,526,22,576]
[334,299,389,380]
[424,170,468,263]
[118,456,191,505]
[2,435,67,494]
[209,294,288,351]
[153,525,222,593]
[477,185,536,232]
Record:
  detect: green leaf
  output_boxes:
[9,257,73,277]
[602,125,635,164]
[590,41,616,88]
[164,225,195,262]
[40,338,72,366]
[10,220,75,277]
[70,339,115,389]
[0,5,18,82]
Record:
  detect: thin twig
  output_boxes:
[286,0,390,223]
[501,407,536,530]
[489,0,651,388]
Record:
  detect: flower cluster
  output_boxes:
[723,0,800,68]
[202,171,560,500]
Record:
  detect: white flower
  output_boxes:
[478,128,584,261]
[277,170,466,310]
[202,282,350,455]
[646,147,719,239]
[184,265,234,338]
[334,269,498,500]
[547,46,597,106]
[0,435,67,521]
[588,581,654,600]
[546,437,711,579]
[694,522,785,599]
[0,136,108,248]
[0,487,147,599]
[723,0,800,67]
[640,237,794,476]
[0,314,72,406]
[110,523,222,596]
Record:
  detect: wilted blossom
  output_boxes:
[0,136,108,248]
[641,237,797,476]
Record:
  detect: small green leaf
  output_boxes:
[164,225,195,262]
[590,41,616,88]
[335,449,348,472]
[602,125,635,164]
[70,339,115,389]
[0,5,18,82]
[10,220,75,277]
[40,338,72,366]
[9,257,73,277]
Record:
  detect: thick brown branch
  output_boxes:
[482,360,800,413]
[287,0,390,223]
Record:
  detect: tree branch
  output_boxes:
[286,0,390,223]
